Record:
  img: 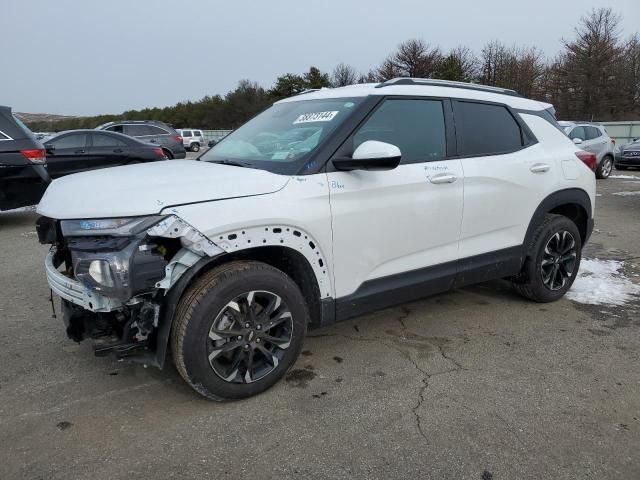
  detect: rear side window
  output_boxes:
[194,130,202,136]
[106,125,124,134]
[182,130,192,137]
[585,126,601,140]
[353,99,446,164]
[454,101,524,157]
[147,125,169,135]
[125,125,152,136]
[92,133,127,147]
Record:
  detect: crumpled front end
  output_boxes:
[37,215,223,366]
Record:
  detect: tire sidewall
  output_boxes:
[191,143,200,152]
[179,267,307,400]
[527,217,582,302]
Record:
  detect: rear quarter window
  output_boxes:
[453,101,524,157]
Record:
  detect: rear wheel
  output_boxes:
[163,149,174,159]
[190,143,200,152]
[171,261,308,400]
[596,155,613,179]
[512,214,582,302]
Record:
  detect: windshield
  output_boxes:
[200,97,363,173]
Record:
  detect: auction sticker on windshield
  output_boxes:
[293,111,339,124]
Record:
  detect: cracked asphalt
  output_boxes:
[1,171,639,480]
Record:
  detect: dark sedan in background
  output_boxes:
[615,139,640,170]
[44,130,167,178]
[0,105,50,211]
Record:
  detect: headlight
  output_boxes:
[61,216,166,237]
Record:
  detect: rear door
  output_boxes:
[584,126,608,161]
[453,100,556,279]
[87,133,131,168]
[328,97,463,302]
[44,133,88,177]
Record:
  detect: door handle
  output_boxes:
[74,149,85,154]
[530,163,550,173]
[429,173,457,184]
[113,149,123,153]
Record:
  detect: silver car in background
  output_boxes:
[176,128,204,152]
[559,121,616,179]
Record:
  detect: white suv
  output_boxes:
[558,121,615,179]
[36,79,596,400]
[176,128,204,152]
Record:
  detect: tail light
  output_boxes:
[575,150,597,173]
[21,149,46,164]
[611,138,616,146]
[153,148,166,158]
[174,135,183,144]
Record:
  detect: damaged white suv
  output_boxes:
[37,79,596,400]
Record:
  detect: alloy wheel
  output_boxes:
[601,157,612,177]
[207,290,293,383]
[540,231,578,291]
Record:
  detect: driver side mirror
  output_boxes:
[332,140,401,171]
[572,137,583,145]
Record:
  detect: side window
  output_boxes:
[569,126,586,141]
[92,133,128,147]
[105,125,124,133]
[147,125,169,136]
[353,99,446,164]
[454,101,524,156]
[586,126,601,140]
[50,133,87,149]
[195,130,202,137]
[182,130,193,137]
[125,125,152,136]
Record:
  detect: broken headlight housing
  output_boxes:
[62,216,168,300]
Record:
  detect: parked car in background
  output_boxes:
[95,120,186,159]
[0,105,50,210]
[176,129,204,152]
[43,130,167,178]
[558,121,615,179]
[37,79,596,400]
[615,138,640,170]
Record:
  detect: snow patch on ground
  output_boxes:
[612,191,640,197]
[610,174,640,179]
[567,258,640,306]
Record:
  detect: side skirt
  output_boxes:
[326,246,523,324]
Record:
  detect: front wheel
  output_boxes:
[171,261,308,400]
[512,214,582,303]
[596,155,613,179]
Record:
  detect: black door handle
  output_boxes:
[113,149,123,153]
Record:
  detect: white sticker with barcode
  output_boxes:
[293,111,339,124]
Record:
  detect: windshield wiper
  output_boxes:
[209,159,253,168]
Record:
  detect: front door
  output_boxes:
[327,98,463,311]
[45,132,88,177]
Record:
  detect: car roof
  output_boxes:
[47,129,143,143]
[276,80,553,112]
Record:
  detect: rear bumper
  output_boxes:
[0,164,50,210]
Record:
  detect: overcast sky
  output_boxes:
[3,0,639,116]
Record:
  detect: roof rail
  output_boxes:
[295,89,321,96]
[375,78,522,98]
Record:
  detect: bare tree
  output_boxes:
[331,63,359,87]
[390,39,442,78]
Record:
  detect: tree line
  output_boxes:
[27,7,640,133]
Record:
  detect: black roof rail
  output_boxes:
[375,78,523,98]
[295,88,322,96]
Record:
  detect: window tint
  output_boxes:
[50,133,87,149]
[182,130,192,137]
[454,101,523,156]
[106,125,124,133]
[194,130,202,136]
[92,133,128,147]
[125,125,153,136]
[147,125,169,135]
[569,126,586,141]
[353,99,446,164]
[585,126,601,140]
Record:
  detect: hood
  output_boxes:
[37,160,289,219]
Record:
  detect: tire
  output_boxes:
[596,155,613,179]
[190,143,200,153]
[171,261,308,400]
[512,214,582,303]
[615,165,628,171]
[163,149,174,159]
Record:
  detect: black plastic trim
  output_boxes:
[375,78,523,98]
[454,245,523,288]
